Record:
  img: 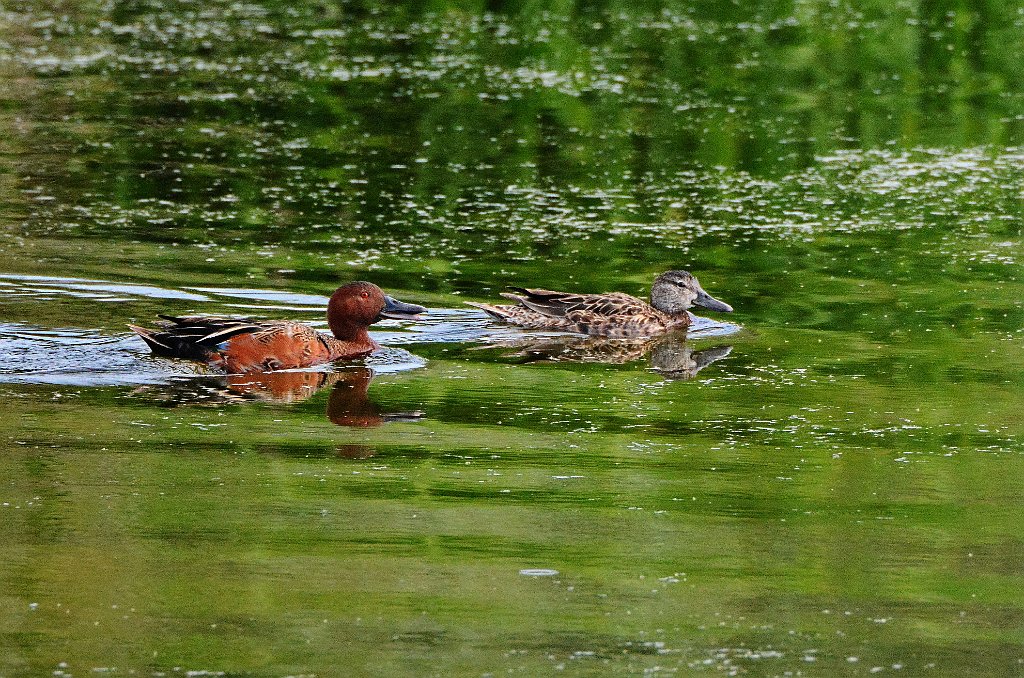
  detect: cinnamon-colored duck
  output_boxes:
[467,270,731,339]
[130,281,426,373]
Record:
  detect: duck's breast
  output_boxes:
[566,305,678,338]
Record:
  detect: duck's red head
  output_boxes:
[327,281,426,340]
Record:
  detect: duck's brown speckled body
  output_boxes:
[467,270,731,339]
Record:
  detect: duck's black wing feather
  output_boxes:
[134,315,267,359]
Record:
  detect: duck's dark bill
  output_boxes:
[379,295,427,319]
[694,290,733,313]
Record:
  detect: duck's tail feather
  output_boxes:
[500,288,574,317]
[129,322,224,360]
[128,324,170,349]
[129,324,184,357]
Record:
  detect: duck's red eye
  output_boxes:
[360,292,369,299]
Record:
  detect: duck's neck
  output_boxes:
[329,313,368,339]
[666,312,692,329]
[325,297,378,358]
[321,332,378,360]
[649,283,692,318]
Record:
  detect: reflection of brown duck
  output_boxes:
[479,334,731,379]
[649,342,732,380]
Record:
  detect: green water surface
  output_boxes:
[1,1,1023,676]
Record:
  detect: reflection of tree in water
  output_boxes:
[135,367,422,428]
[478,333,731,379]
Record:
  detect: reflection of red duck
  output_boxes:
[326,368,423,428]
[326,367,381,427]
[336,444,377,459]
[135,366,423,430]
[222,367,423,428]
[225,370,335,403]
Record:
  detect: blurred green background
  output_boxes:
[1,1,1022,675]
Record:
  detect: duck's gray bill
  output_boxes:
[380,295,427,319]
[694,290,733,313]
